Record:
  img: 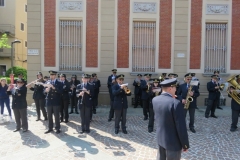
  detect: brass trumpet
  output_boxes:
[123,86,131,94]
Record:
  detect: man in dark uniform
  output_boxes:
[133,74,142,108]
[28,72,47,121]
[148,78,161,133]
[69,74,80,114]
[76,74,94,134]
[153,78,189,160]
[177,73,200,133]
[112,74,131,134]
[205,75,220,118]
[214,70,223,110]
[44,70,63,134]
[87,74,95,121]
[59,74,70,123]
[141,74,151,120]
[92,73,101,113]
[7,78,28,132]
[107,69,117,122]
[228,75,240,132]
[159,73,167,81]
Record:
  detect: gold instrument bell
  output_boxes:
[227,75,240,104]
[123,86,131,94]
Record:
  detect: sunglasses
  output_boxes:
[187,79,192,80]
[17,82,23,83]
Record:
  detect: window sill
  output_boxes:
[202,73,230,77]
[129,72,158,76]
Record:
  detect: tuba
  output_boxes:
[227,75,240,104]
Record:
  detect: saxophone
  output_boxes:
[184,85,193,109]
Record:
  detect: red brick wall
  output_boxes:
[190,0,202,69]
[159,0,172,69]
[86,0,98,67]
[231,0,240,70]
[44,0,56,67]
[117,0,129,68]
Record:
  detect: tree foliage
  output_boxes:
[0,33,11,48]
[6,66,27,80]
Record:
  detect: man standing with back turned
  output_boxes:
[153,78,189,160]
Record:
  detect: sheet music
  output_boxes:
[190,81,199,86]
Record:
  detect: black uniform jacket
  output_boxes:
[207,81,220,100]
[61,80,70,100]
[177,83,200,108]
[149,85,161,108]
[133,79,142,95]
[140,80,149,100]
[107,74,117,88]
[112,84,131,110]
[70,80,80,96]
[30,80,46,99]
[152,92,189,151]
[93,79,101,94]
[76,83,94,108]
[44,80,63,106]
[7,86,27,109]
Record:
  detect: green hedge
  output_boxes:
[0,77,14,84]
[5,66,27,80]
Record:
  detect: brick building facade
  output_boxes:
[27,0,238,106]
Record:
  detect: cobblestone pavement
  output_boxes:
[0,105,239,160]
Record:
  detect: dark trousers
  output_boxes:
[34,99,47,119]
[205,99,219,116]
[157,145,181,160]
[0,98,11,116]
[134,94,141,107]
[60,98,69,121]
[148,107,154,130]
[108,101,114,119]
[80,106,91,131]
[70,94,78,112]
[142,100,149,118]
[184,107,195,129]
[13,108,28,130]
[115,108,127,130]
[47,105,60,130]
[93,92,99,109]
[231,109,240,129]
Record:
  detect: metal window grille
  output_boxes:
[0,0,5,6]
[59,20,82,71]
[204,23,227,73]
[132,22,156,72]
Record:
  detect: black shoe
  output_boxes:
[13,129,20,132]
[60,119,63,123]
[143,117,148,120]
[205,115,209,118]
[56,130,61,134]
[85,130,90,133]
[195,106,199,109]
[230,128,237,132]
[69,111,73,114]
[217,107,223,110]
[75,111,79,114]
[36,118,40,121]
[134,106,137,108]
[115,129,119,134]
[23,129,28,132]
[122,130,128,134]
[44,130,53,134]
[210,115,218,118]
[190,128,196,133]
[93,110,96,114]
[148,129,153,133]
[65,120,69,123]
[80,131,85,134]
[108,118,112,122]
[44,117,48,121]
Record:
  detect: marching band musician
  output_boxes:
[205,75,220,118]
[69,75,80,114]
[214,70,223,110]
[59,74,70,123]
[133,74,143,108]
[112,74,131,134]
[228,75,240,132]
[107,69,117,122]
[191,73,200,109]
[177,73,200,133]
[44,70,63,134]
[87,74,95,121]
[28,72,48,121]
[141,74,152,120]
[148,78,161,133]
[92,73,101,113]
[76,74,94,134]
[7,78,28,132]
